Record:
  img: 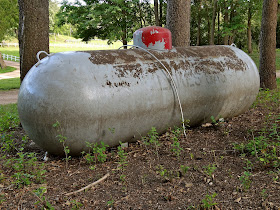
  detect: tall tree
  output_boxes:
[247,2,252,53]
[166,0,191,47]
[196,0,202,46]
[18,0,49,82]
[154,0,159,26]
[210,0,217,45]
[259,0,278,89]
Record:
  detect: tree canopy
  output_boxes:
[0,0,18,42]
[57,0,156,45]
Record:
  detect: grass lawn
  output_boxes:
[0,66,17,74]
[0,77,20,90]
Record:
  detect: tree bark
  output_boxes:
[159,0,163,26]
[247,5,252,54]
[259,0,278,89]
[0,52,7,69]
[210,0,218,45]
[166,0,191,47]
[217,5,220,45]
[154,0,160,26]
[223,5,229,45]
[196,0,202,46]
[18,0,49,82]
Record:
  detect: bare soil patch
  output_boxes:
[0,89,19,104]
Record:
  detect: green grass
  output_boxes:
[0,78,20,90]
[248,49,280,70]
[0,103,19,131]
[0,66,17,74]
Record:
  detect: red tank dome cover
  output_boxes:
[133,26,172,50]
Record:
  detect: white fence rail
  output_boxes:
[0,42,109,48]
[2,53,20,62]
[0,43,18,47]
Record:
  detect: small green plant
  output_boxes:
[190,153,194,160]
[86,141,109,164]
[93,141,108,163]
[203,164,217,177]
[117,142,128,171]
[156,165,178,181]
[33,187,54,209]
[0,193,5,204]
[210,116,218,126]
[107,199,115,207]
[53,121,71,168]
[170,129,183,157]
[7,152,46,188]
[243,159,253,171]
[180,165,190,176]
[119,174,126,183]
[201,192,218,209]
[260,189,268,201]
[239,171,252,191]
[70,199,83,210]
[142,127,160,157]
[12,172,33,188]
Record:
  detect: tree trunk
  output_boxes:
[217,5,220,45]
[18,0,49,82]
[259,0,278,89]
[154,0,160,26]
[247,5,252,54]
[223,5,229,45]
[166,0,191,47]
[159,0,163,26]
[196,0,201,46]
[0,52,7,69]
[210,0,218,45]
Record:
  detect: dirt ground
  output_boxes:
[0,89,19,105]
[0,87,279,209]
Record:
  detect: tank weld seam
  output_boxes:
[119,45,187,138]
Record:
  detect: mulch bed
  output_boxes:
[1,90,280,209]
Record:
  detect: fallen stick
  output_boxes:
[65,173,109,196]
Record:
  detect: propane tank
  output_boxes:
[18,26,260,156]
[18,45,259,156]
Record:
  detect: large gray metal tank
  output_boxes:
[18,46,260,156]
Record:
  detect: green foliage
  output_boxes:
[0,104,19,132]
[143,126,160,148]
[117,142,128,171]
[233,114,280,168]
[86,141,109,164]
[70,199,83,210]
[190,0,262,49]
[3,152,46,188]
[53,121,71,168]
[201,192,218,209]
[170,128,183,157]
[107,199,115,207]
[239,171,252,191]
[0,77,20,90]
[33,187,55,210]
[58,0,154,44]
[203,164,217,177]
[0,0,18,42]
[180,165,190,176]
[0,66,16,73]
